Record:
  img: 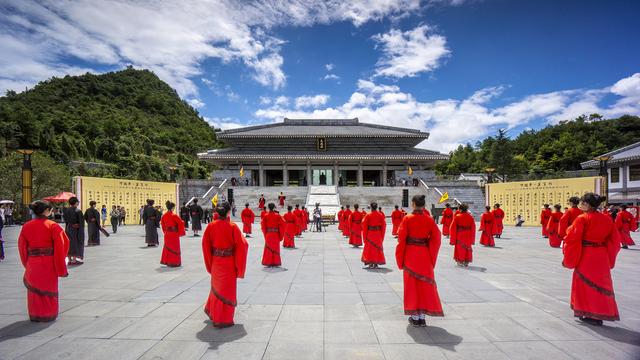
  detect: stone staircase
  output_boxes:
[306,185,340,217]
[337,187,426,213]
[427,181,485,219]
[229,186,309,211]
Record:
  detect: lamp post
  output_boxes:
[169,166,177,182]
[485,167,496,184]
[17,149,34,222]
[596,155,612,207]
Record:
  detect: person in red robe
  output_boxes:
[547,204,563,248]
[378,207,385,217]
[202,201,248,328]
[440,203,453,237]
[616,205,636,249]
[562,193,620,326]
[160,201,185,267]
[396,194,444,326]
[240,204,255,237]
[293,205,303,237]
[337,206,344,232]
[341,205,352,238]
[258,194,265,211]
[479,206,495,247]
[302,206,309,231]
[450,203,476,266]
[391,205,403,237]
[18,201,69,322]
[559,197,582,240]
[540,204,552,238]
[261,203,285,267]
[278,192,286,208]
[361,203,386,268]
[491,203,504,238]
[260,209,268,221]
[282,206,297,248]
[348,204,364,247]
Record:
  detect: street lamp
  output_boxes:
[485,167,496,184]
[595,155,612,207]
[168,166,178,182]
[17,149,34,222]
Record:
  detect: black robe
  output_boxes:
[142,206,159,245]
[180,206,190,228]
[64,206,85,257]
[84,207,101,245]
[190,204,203,231]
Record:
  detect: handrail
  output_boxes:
[186,178,229,207]
[420,179,462,206]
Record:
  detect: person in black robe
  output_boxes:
[84,201,100,246]
[143,199,159,246]
[180,202,190,228]
[190,199,203,237]
[63,197,85,265]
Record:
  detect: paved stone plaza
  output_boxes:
[0,219,638,360]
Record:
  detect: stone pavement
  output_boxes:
[0,219,639,360]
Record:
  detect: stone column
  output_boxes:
[306,161,312,187]
[258,161,265,187]
[382,161,388,186]
[333,161,339,186]
[357,162,363,187]
[283,162,289,186]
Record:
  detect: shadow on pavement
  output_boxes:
[196,322,247,349]
[0,320,53,339]
[406,324,463,352]
[364,267,393,273]
[575,322,640,345]
[465,266,487,272]
[155,266,182,273]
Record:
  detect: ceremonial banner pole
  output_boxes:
[17,149,34,222]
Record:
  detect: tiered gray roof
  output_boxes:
[581,141,640,169]
[199,147,447,161]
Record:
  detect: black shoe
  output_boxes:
[579,317,603,326]
[408,317,421,327]
[622,245,628,249]
[419,319,426,327]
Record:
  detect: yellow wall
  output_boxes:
[485,177,603,226]
[73,176,179,224]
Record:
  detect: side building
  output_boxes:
[581,141,640,204]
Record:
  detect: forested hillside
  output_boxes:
[435,114,640,179]
[0,67,221,181]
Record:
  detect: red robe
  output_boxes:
[261,211,285,266]
[202,219,248,327]
[258,197,265,210]
[615,210,636,246]
[278,195,286,207]
[362,211,386,265]
[18,218,69,322]
[540,208,552,237]
[396,209,443,317]
[559,207,582,239]
[491,208,504,236]
[440,208,453,236]
[283,212,297,248]
[450,212,476,263]
[547,212,563,248]
[341,209,352,237]
[293,209,303,236]
[479,212,495,247]
[160,211,185,267]
[260,210,267,221]
[303,209,310,231]
[337,210,344,231]
[241,208,255,234]
[563,211,620,321]
[391,209,403,236]
[348,210,364,246]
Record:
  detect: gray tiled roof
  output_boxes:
[217,118,429,138]
[198,147,448,160]
[581,141,640,169]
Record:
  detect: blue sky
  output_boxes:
[1,0,639,152]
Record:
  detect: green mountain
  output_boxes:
[0,67,221,181]
[436,114,640,179]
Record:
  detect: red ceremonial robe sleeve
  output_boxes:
[480,214,487,231]
[51,223,70,277]
[278,215,286,241]
[362,214,370,243]
[261,215,267,233]
[382,213,387,235]
[395,217,408,269]
[18,230,28,268]
[614,214,623,231]
[558,211,571,239]
[176,213,186,236]
[202,225,214,274]
[427,216,441,267]
[250,210,255,223]
[605,219,621,269]
[449,216,458,245]
[231,223,249,279]
[562,216,584,269]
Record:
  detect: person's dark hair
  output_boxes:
[245,203,249,207]
[445,203,450,208]
[69,196,78,206]
[494,203,500,208]
[30,200,52,216]
[89,200,96,207]
[568,196,580,206]
[370,202,378,210]
[147,199,154,206]
[193,198,198,204]
[543,204,550,208]
[485,206,491,212]
[268,203,276,211]
[287,205,293,211]
[182,202,186,206]
[459,203,469,212]
[346,204,350,209]
[215,201,231,218]
[411,195,426,208]
[554,204,562,211]
[353,204,359,209]
[112,205,116,209]
[580,192,606,209]
[341,206,344,210]
[166,201,175,211]
[620,204,627,210]
[395,205,399,209]
[295,204,299,208]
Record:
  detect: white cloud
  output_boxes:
[275,96,290,106]
[254,73,640,153]
[323,74,340,81]
[187,98,206,109]
[204,117,245,130]
[325,63,334,71]
[295,94,330,108]
[373,25,450,79]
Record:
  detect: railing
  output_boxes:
[419,180,462,206]
[187,179,229,208]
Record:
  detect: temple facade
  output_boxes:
[198,118,448,186]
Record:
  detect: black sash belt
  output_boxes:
[582,240,606,247]
[28,248,54,256]
[213,247,234,257]
[406,237,428,246]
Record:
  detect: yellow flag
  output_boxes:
[239,166,244,177]
[438,192,449,204]
[408,166,413,175]
[212,193,218,207]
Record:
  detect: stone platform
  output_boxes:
[0,221,638,359]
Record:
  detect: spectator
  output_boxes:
[6,205,13,226]
[110,205,120,233]
[101,205,107,227]
[313,204,322,232]
[139,205,145,225]
[120,207,127,225]
[515,215,525,227]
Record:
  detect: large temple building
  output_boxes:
[199,118,448,186]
